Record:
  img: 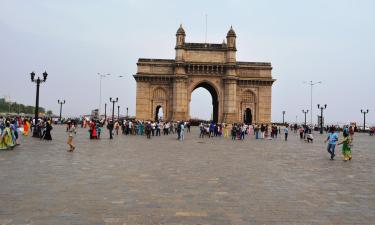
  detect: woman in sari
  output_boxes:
[43,120,53,140]
[90,121,97,139]
[338,131,352,161]
[23,119,30,136]
[0,122,15,150]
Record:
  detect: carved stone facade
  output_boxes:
[134,25,275,124]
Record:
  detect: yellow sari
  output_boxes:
[0,127,15,150]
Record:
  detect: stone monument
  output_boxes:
[134,25,275,124]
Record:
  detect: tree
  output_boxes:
[0,98,47,114]
[46,110,53,116]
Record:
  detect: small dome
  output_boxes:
[227,26,236,37]
[176,24,186,36]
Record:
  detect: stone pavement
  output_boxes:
[0,126,374,225]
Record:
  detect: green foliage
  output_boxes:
[0,98,46,114]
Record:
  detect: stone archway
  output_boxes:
[189,81,219,123]
[133,25,275,123]
[241,90,257,124]
[243,108,252,124]
[152,87,167,121]
[154,105,163,121]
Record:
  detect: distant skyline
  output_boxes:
[1,0,374,124]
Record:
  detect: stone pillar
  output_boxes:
[257,85,272,123]
[172,78,188,121]
[223,77,237,123]
[135,81,151,121]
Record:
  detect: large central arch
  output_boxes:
[190,81,219,123]
[133,25,275,124]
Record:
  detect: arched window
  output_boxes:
[242,90,255,103]
[153,88,166,100]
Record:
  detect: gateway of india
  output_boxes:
[133,25,275,124]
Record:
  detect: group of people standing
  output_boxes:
[0,116,53,150]
[0,117,20,150]
[78,118,192,141]
[2,114,362,163]
[197,122,285,141]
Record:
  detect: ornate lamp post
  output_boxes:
[282,111,286,124]
[126,107,129,118]
[117,105,120,119]
[57,99,66,122]
[317,104,327,134]
[109,97,118,122]
[30,71,48,137]
[302,109,309,126]
[360,109,369,132]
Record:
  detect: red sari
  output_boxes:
[90,122,97,138]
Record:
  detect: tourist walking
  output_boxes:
[349,126,354,140]
[89,120,97,139]
[284,125,289,141]
[179,121,185,141]
[114,120,120,135]
[299,126,304,139]
[43,120,53,140]
[10,120,19,145]
[107,120,114,139]
[156,121,161,136]
[325,127,338,160]
[255,125,259,139]
[67,122,76,152]
[23,119,30,136]
[0,122,15,150]
[260,124,265,139]
[231,124,236,140]
[338,131,352,161]
[145,122,152,139]
[96,122,101,139]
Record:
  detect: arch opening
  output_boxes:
[244,108,252,125]
[155,105,163,121]
[190,82,219,123]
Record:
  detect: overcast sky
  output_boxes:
[1,0,374,125]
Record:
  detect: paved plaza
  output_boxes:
[0,126,374,225]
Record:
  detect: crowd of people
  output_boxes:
[79,118,190,141]
[0,116,53,150]
[1,114,372,162]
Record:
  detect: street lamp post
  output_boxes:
[57,99,66,122]
[117,105,120,119]
[104,103,107,124]
[302,109,309,126]
[98,73,110,116]
[109,97,118,122]
[317,104,327,134]
[282,111,286,124]
[30,71,48,137]
[360,109,369,132]
[126,107,129,118]
[304,81,322,125]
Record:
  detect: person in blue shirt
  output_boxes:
[325,127,339,160]
[10,119,19,146]
[284,125,289,141]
